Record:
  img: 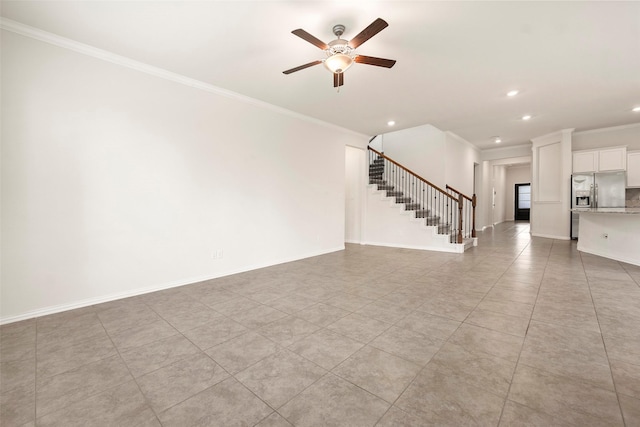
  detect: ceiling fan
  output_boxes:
[283,18,396,88]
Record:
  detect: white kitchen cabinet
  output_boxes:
[572,150,598,173]
[572,146,627,173]
[628,151,640,187]
[599,147,627,171]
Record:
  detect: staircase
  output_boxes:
[369,156,453,236]
[366,149,477,253]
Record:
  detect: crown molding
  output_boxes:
[530,128,574,147]
[574,122,640,136]
[490,156,532,166]
[480,142,532,154]
[0,17,367,140]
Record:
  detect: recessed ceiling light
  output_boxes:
[387,120,395,126]
[522,115,532,120]
[492,136,502,143]
[633,106,640,112]
[507,90,519,97]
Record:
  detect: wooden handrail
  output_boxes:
[445,184,472,202]
[368,147,457,202]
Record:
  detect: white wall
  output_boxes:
[369,124,446,188]
[479,160,493,230]
[1,30,367,322]
[573,123,640,151]
[505,165,532,220]
[370,125,481,194]
[492,165,507,225]
[345,146,365,243]
[445,132,481,196]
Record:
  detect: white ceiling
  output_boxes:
[2,1,639,149]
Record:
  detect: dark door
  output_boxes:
[515,183,531,221]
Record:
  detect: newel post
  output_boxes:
[472,194,477,238]
[457,194,463,244]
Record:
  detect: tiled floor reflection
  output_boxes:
[2,222,639,426]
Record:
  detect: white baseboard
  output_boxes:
[530,233,571,240]
[360,241,464,254]
[577,247,640,267]
[0,246,345,325]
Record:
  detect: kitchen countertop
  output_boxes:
[572,207,640,214]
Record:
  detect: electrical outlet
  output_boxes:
[212,249,224,259]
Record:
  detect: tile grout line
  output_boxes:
[32,308,145,423]
[236,271,430,425]
[96,304,165,426]
[139,295,257,421]
[33,317,39,424]
[374,225,539,425]
[580,252,629,426]
[124,293,287,424]
[496,236,554,425]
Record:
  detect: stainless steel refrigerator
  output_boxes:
[571,171,626,239]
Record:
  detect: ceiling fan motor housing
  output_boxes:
[327,39,353,56]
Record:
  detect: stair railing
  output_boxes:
[446,185,477,239]
[368,147,464,244]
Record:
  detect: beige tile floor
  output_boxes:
[2,222,640,426]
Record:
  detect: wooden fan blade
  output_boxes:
[292,29,329,50]
[333,73,345,87]
[283,60,322,75]
[355,55,396,68]
[348,18,388,49]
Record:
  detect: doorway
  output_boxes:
[515,183,531,221]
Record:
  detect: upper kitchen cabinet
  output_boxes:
[627,151,640,188]
[599,147,627,171]
[572,146,627,173]
[572,150,598,173]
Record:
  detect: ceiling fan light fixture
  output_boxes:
[324,53,354,74]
